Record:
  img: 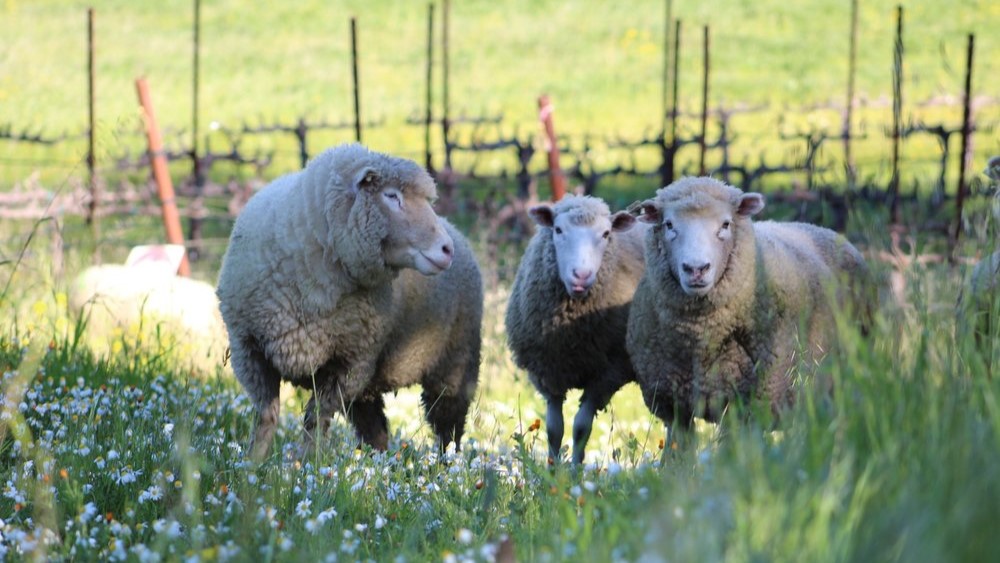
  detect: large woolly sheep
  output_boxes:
[216,143,482,460]
[505,195,646,464]
[626,177,872,432]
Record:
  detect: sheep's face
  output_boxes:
[530,203,636,298]
[639,190,764,297]
[355,167,454,275]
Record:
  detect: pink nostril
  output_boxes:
[572,268,593,282]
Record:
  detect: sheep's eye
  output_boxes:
[722,220,731,230]
[554,227,563,235]
[664,220,674,230]
[384,191,400,201]
[602,230,610,239]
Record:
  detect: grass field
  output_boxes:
[2,1,1000,561]
[1,0,998,188]
[1,210,998,561]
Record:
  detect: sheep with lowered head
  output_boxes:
[216,143,482,460]
[626,177,872,433]
[69,263,227,375]
[505,195,646,464]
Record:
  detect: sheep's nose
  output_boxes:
[572,268,593,282]
[682,262,710,276]
[442,242,453,257]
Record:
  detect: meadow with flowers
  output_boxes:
[2,219,999,562]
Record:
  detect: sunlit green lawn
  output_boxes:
[1,0,997,188]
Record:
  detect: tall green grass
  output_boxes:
[1,212,997,560]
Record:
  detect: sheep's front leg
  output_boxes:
[230,337,282,462]
[346,396,389,451]
[545,398,565,463]
[250,393,280,462]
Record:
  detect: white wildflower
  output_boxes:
[139,485,163,504]
[295,499,312,518]
[317,507,338,524]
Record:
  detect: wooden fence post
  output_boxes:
[442,0,451,172]
[667,19,681,185]
[699,24,710,176]
[189,0,205,261]
[86,8,100,261]
[351,17,362,143]
[843,0,859,188]
[952,33,976,258]
[659,0,673,188]
[889,5,904,225]
[424,3,435,172]
[135,77,191,277]
[538,94,567,201]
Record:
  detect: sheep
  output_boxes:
[961,250,999,347]
[626,177,872,434]
[69,264,228,375]
[958,158,999,350]
[505,195,647,464]
[216,143,483,461]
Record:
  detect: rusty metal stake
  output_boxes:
[538,95,567,201]
[135,77,191,277]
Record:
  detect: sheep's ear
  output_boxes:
[528,205,555,228]
[637,200,661,224]
[737,193,765,217]
[352,167,379,194]
[610,211,636,232]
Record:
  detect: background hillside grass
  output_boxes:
[1,0,997,187]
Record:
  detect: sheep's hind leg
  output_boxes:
[571,393,607,465]
[346,396,389,451]
[299,379,342,458]
[421,387,472,455]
